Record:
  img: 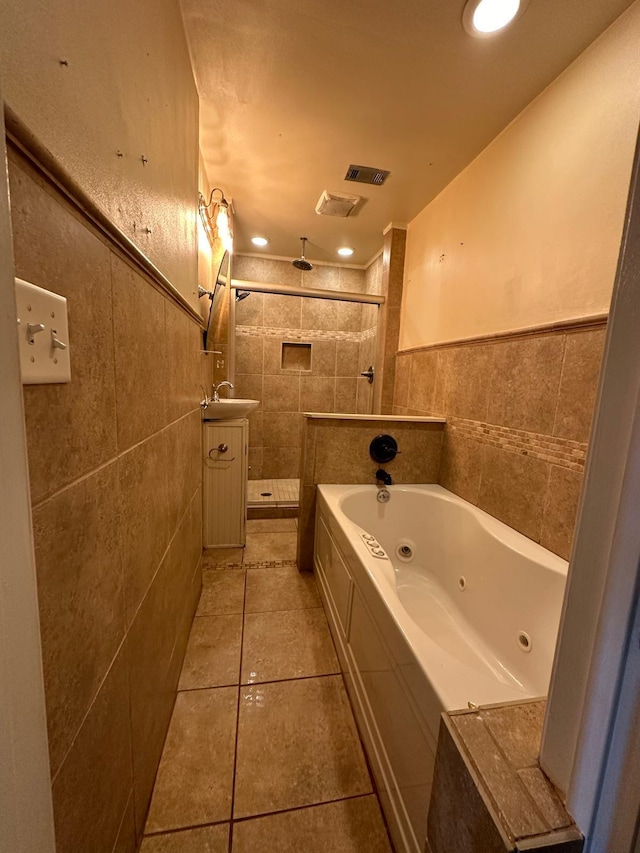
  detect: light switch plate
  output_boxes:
[15,278,71,384]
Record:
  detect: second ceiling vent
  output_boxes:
[344,164,390,185]
[315,190,361,218]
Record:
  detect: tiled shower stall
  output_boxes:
[232,254,382,486]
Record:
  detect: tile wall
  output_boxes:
[8,145,210,851]
[297,415,445,569]
[374,227,406,413]
[357,252,383,414]
[393,324,606,559]
[232,255,381,480]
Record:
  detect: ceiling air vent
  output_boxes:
[344,164,390,185]
[315,190,361,218]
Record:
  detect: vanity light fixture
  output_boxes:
[462,0,528,36]
[337,246,355,257]
[251,235,269,247]
[198,188,233,253]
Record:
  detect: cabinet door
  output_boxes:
[203,420,247,547]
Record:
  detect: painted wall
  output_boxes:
[400,2,640,350]
[0,0,199,305]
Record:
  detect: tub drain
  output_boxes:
[517,631,533,653]
[395,540,415,562]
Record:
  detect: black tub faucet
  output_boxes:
[375,468,392,486]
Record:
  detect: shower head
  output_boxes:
[235,290,251,302]
[292,236,313,271]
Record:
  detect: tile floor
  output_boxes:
[247,478,300,507]
[203,518,299,569]
[141,519,393,852]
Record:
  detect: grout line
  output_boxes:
[231,791,375,826]
[244,604,323,618]
[241,672,341,690]
[31,406,201,509]
[177,681,240,694]
[228,568,248,851]
[110,788,133,853]
[194,611,245,619]
[240,670,341,689]
[142,816,231,839]
[551,333,569,438]
[538,464,555,545]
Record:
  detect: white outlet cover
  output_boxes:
[15,278,71,384]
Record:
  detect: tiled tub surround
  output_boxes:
[393,322,607,559]
[314,485,568,853]
[374,227,405,414]
[428,702,583,853]
[140,526,393,853]
[233,253,383,480]
[8,145,211,851]
[297,415,445,571]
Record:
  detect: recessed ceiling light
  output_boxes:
[337,247,354,257]
[251,235,269,247]
[462,0,527,36]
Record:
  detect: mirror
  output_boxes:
[204,249,230,351]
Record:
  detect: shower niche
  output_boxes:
[281,342,312,371]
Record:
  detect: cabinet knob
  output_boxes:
[218,443,228,453]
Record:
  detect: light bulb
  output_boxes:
[463,0,523,36]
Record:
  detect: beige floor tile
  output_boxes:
[141,823,229,852]
[242,610,339,684]
[145,688,237,833]
[244,566,320,612]
[234,676,372,818]
[246,518,297,534]
[232,797,392,853]
[197,570,246,616]
[203,547,244,567]
[243,532,297,563]
[178,616,243,690]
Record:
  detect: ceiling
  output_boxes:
[180,0,634,266]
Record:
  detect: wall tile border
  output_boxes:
[449,418,587,471]
[237,324,373,344]
[394,320,607,559]
[399,314,607,354]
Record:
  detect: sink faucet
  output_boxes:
[212,380,234,402]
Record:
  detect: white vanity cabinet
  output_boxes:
[203,418,248,548]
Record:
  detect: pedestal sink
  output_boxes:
[201,398,259,420]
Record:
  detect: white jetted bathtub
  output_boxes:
[313,484,568,853]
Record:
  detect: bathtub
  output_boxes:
[313,484,568,853]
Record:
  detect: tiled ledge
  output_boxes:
[428,700,583,853]
[303,412,446,424]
